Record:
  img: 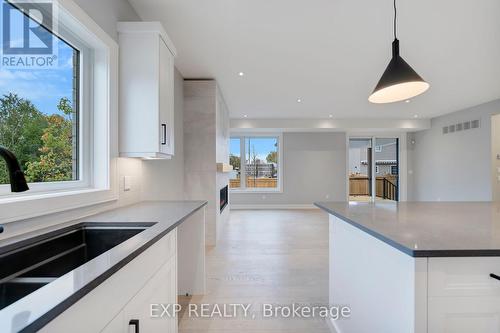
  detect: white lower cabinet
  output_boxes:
[102,255,177,333]
[428,257,500,333]
[40,230,178,333]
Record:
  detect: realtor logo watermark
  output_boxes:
[1,0,58,69]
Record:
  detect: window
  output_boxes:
[0,0,90,196]
[0,0,118,221]
[229,134,281,192]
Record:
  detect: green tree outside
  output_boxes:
[0,93,75,185]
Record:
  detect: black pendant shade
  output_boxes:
[369,39,429,103]
[369,0,429,104]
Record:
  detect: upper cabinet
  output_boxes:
[118,22,177,158]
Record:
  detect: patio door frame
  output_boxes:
[346,132,408,202]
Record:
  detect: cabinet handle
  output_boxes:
[490,273,500,281]
[129,319,139,333]
[161,124,167,145]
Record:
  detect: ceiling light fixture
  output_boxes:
[329,114,333,118]
[243,114,248,118]
[297,98,302,103]
[238,72,245,77]
[369,0,429,104]
[405,99,411,103]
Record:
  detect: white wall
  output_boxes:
[409,99,500,201]
[230,132,347,207]
[141,68,185,200]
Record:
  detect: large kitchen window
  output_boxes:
[229,134,282,192]
[0,0,89,195]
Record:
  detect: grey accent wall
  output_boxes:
[141,69,185,200]
[408,99,500,201]
[230,132,347,206]
[73,0,140,41]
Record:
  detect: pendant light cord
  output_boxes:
[393,0,397,39]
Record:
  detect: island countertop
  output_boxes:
[0,200,207,332]
[315,201,500,257]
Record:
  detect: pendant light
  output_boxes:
[369,0,429,103]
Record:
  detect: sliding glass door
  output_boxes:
[348,137,399,202]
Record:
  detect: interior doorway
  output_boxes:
[348,137,399,202]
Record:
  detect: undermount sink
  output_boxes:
[0,222,155,310]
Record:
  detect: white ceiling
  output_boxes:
[129,0,500,119]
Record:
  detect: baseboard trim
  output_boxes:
[230,204,319,210]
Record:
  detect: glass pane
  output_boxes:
[348,138,372,201]
[245,137,278,189]
[229,138,241,188]
[0,1,79,184]
[374,138,399,201]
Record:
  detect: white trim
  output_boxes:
[230,204,318,210]
[0,0,119,222]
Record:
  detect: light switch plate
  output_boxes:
[123,176,132,191]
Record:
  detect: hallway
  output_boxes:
[179,209,331,333]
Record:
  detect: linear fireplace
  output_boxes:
[220,185,228,213]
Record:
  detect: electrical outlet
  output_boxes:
[123,176,132,191]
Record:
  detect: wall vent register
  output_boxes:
[442,119,480,135]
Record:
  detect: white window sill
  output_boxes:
[0,188,109,204]
[0,188,118,223]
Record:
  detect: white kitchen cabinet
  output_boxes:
[102,255,178,333]
[41,230,177,333]
[428,257,500,333]
[118,22,176,158]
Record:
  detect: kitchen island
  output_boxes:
[315,201,500,333]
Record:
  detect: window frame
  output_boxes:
[0,21,91,196]
[0,0,119,222]
[229,133,283,193]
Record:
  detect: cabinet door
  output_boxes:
[428,297,500,333]
[159,37,175,156]
[102,256,178,333]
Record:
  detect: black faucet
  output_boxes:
[0,146,29,192]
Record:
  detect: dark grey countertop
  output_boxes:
[315,201,500,257]
[0,200,207,332]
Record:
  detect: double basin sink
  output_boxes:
[0,222,154,311]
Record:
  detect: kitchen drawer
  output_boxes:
[428,295,500,333]
[428,257,500,297]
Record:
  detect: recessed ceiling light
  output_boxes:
[413,114,419,118]
[405,99,411,103]
[329,114,333,118]
[238,72,245,77]
[297,98,302,103]
[243,114,248,118]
